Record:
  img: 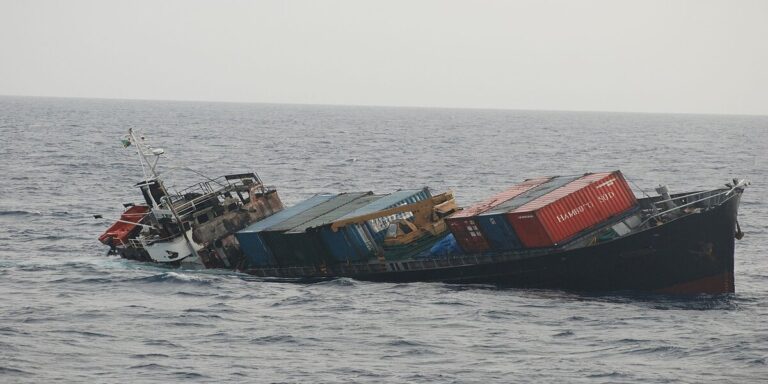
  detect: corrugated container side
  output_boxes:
[449,177,551,219]
[349,225,377,259]
[270,192,371,232]
[287,232,331,266]
[508,171,638,248]
[483,175,583,215]
[320,225,376,262]
[447,218,490,252]
[238,194,336,234]
[327,188,431,246]
[534,172,637,245]
[235,231,276,267]
[447,175,577,252]
[236,193,335,267]
[305,190,428,263]
[475,213,523,250]
[264,193,375,266]
[592,171,637,220]
[287,194,381,234]
[261,231,329,266]
[506,212,550,248]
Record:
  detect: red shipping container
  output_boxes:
[507,171,637,248]
[447,177,551,253]
[447,218,490,253]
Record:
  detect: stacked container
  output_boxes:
[447,171,638,252]
[236,189,433,267]
[320,188,431,262]
[474,175,583,250]
[446,177,551,252]
[236,194,336,267]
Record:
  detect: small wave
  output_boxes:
[310,277,358,287]
[143,339,180,348]
[50,277,114,285]
[129,363,171,370]
[386,339,426,347]
[250,335,298,344]
[180,312,223,320]
[0,210,41,216]
[748,358,766,366]
[553,330,575,337]
[131,272,215,286]
[167,321,209,328]
[270,295,317,307]
[0,326,28,336]
[628,345,684,356]
[0,366,33,376]
[131,353,170,359]
[587,371,628,379]
[51,330,114,338]
[173,371,207,379]
[432,298,472,307]
[617,338,651,343]
[174,291,213,297]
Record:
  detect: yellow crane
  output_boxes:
[330,191,459,246]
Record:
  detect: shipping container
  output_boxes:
[450,177,551,219]
[475,214,522,250]
[282,194,381,265]
[265,192,374,266]
[507,171,638,248]
[320,188,431,262]
[447,176,580,252]
[319,224,378,262]
[340,188,432,243]
[235,194,335,267]
[446,218,490,253]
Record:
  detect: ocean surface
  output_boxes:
[1,96,767,383]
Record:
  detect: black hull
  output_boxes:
[247,190,742,294]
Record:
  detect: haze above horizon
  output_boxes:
[2,0,767,116]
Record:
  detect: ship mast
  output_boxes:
[127,128,200,261]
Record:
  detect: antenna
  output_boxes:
[125,128,200,262]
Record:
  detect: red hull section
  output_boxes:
[656,272,735,294]
[508,171,637,248]
[447,177,550,253]
[98,205,149,246]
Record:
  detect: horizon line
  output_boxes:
[1,93,766,118]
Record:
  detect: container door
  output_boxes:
[506,212,554,248]
[476,214,522,251]
[447,218,490,253]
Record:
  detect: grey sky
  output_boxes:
[1,0,766,115]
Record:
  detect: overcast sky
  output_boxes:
[1,0,766,115]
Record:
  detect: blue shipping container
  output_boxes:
[270,193,377,266]
[475,214,522,250]
[319,225,376,262]
[235,194,335,267]
[321,188,431,262]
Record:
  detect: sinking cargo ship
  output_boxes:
[98,130,749,294]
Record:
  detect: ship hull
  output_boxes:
[247,190,742,294]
